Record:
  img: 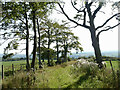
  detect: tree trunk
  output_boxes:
[90,29,103,68]
[47,29,50,66]
[64,45,68,62]
[37,18,42,68]
[87,3,103,67]
[24,3,30,70]
[56,40,60,64]
[31,8,37,69]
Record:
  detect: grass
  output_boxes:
[2,61,77,88]
[2,60,28,74]
[105,60,120,70]
[2,59,120,88]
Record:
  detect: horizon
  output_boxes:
[0,50,118,54]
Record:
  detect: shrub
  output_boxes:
[72,59,99,76]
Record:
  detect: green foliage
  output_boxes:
[1,2,55,60]
[36,47,56,60]
[50,59,56,66]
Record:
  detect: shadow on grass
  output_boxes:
[66,73,89,89]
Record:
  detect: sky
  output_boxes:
[49,1,119,52]
[0,0,119,54]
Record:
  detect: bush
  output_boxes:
[72,59,99,76]
[71,59,119,88]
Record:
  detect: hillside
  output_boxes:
[0,51,118,59]
[69,51,118,58]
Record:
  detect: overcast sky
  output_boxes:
[0,0,119,54]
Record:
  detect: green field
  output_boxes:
[105,61,120,70]
[1,60,28,72]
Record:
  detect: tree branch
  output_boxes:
[18,18,26,25]
[71,0,84,13]
[69,25,78,28]
[54,8,63,14]
[93,2,103,19]
[13,48,26,56]
[83,9,86,25]
[97,22,120,38]
[96,13,120,30]
[89,2,94,6]
[0,38,9,46]
[58,3,90,29]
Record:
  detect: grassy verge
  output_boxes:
[2,60,120,88]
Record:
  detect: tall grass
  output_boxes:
[2,60,120,88]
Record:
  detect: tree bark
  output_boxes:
[37,18,42,68]
[24,3,30,70]
[56,40,60,64]
[47,29,50,66]
[64,45,68,62]
[31,8,37,69]
[90,29,103,68]
[63,39,67,62]
[86,3,103,68]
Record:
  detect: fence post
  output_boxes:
[12,64,14,75]
[20,64,22,70]
[109,60,116,86]
[2,65,4,79]
[117,70,120,88]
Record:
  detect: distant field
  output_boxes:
[1,60,32,72]
[2,60,26,66]
[1,60,52,73]
[105,61,120,70]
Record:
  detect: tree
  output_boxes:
[30,2,55,68]
[58,0,120,68]
[60,29,83,62]
[1,2,31,70]
[52,21,83,63]
[37,47,56,63]
[1,2,55,69]
[41,20,55,66]
[52,22,63,64]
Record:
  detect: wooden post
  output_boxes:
[109,60,116,86]
[109,60,114,72]
[12,64,14,75]
[117,70,120,88]
[2,65,4,79]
